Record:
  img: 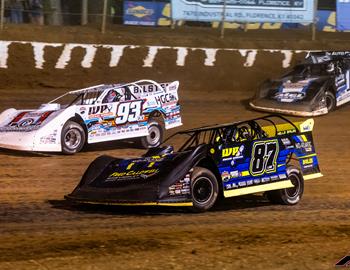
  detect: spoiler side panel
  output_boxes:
[291,130,322,180]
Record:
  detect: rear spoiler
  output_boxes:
[262,118,314,137]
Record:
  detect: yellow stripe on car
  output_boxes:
[303,173,323,181]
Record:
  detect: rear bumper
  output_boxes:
[250,98,328,117]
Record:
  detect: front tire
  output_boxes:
[140,120,163,149]
[190,167,219,212]
[61,121,86,154]
[325,91,336,112]
[266,166,304,205]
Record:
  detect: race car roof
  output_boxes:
[305,51,350,64]
[178,114,298,134]
[68,84,119,95]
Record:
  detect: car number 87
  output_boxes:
[115,100,143,125]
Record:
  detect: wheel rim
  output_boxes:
[325,94,334,110]
[147,125,161,146]
[286,173,300,198]
[192,177,213,204]
[64,129,82,150]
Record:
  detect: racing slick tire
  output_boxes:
[190,167,219,212]
[140,120,164,149]
[325,91,336,112]
[61,121,86,154]
[266,166,304,205]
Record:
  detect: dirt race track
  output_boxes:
[1,26,350,270]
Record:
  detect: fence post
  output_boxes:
[0,0,4,31]
[220,0,227,38]
[101,0,108,33]
[82,0,88,25]
[312,0,318,41]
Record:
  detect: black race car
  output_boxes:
[65,115,322,212]
[250,51,350,116]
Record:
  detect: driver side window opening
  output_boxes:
[102,89,123,103]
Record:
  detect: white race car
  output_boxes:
[0,80,182,154]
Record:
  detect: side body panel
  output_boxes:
[78,81,182,144]
[0,107,76,152]
[213,123,321,198]
[335,69,350,106]
[213,137,293,198]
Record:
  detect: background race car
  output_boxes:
[0,80,182,154]
[66,115,322,212]
[250,51,350,116]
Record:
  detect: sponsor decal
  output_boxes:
[182,0,305,8]
[221,171,230,182]
[274,92,305,101]
[261,177,270,183]
[126,5,154,18]
[246,180,253,186]
[238,181,247,187]
[295,141,313,152]
[230,170,240,178]
[302,157,314,165]
[270,175,279,181]
[88,105,112,115]
[6,111,54,130]
[107,168,159,179]
[154,93,177,106]
[222,145,245,161]
[281,137,293,148]
[168,174,191,196]
[253,178,261,184]
[277,129,296,135]
[224,173,288,190]
[278,173,287,180]
[131,83,168,94]
[80,107,87,114]
[40,130,58,144]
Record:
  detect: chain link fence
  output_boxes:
[0,0,125,30]
[0,0,339,37]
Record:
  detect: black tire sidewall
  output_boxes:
[61,121,86,154]
[190,167,219,212]
[325,91,336,112]
[281,166,304,205]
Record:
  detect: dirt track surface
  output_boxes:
[1,26,350,269]
[1,86,350,270]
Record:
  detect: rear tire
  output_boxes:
[61,121,86,155]
[266,166,304,205]
[325,91,336,112]
[140,119,163,149]
[190,167,219,212]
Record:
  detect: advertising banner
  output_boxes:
[124,1,167,26]
[336,0,350,31]
[171,0,315,24]
[317,10,335,32]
